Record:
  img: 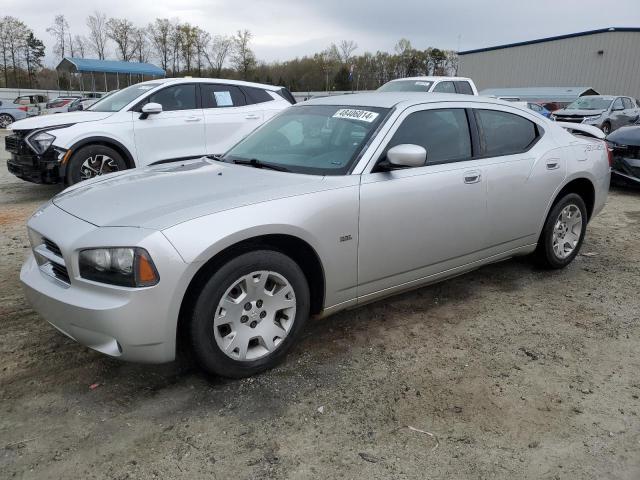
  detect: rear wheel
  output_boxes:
[189,250,310,378]
[535,193,587,269]
[66,144,127,185]
[0,113,14,128]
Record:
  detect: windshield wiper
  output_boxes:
[231,158,290,172]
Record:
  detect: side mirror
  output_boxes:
[140,102,162,119]
[386,144,427,168]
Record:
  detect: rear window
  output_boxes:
[243,87,274,104]
[475,109,539,157]
[455,81,474,95]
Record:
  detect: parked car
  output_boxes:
[66,97,99,112]
[504,100,552,118]
[21,93,610,378]
[378,76,478,95]
[0,100,29,128]
[6,79,295,185]
[551,95,640,134]
[43,96,82,114]
[13,94,48,116]
[606,125,640,186]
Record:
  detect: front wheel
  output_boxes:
[65,144,127,185]
[535,193,587,269]
[189,250,310,378]
[601,122,611,135]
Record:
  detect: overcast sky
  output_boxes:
[5,0,640,66]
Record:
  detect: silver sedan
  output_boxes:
[21,93,611,378]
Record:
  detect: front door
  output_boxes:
[133,83,205,166]
[357,107,489,298]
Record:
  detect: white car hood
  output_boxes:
[9,111,114,130]
[52,158,330,230]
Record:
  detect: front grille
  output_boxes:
[50,262,70,284]
[43,237,63,257]
[4,130,30,154]
[555,116,584,123]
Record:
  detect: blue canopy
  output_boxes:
[57,57,165,76]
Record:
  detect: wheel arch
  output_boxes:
[67,136,135,169]
[176,233,326,353]
[553,177,596,220]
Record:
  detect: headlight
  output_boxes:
[27,131,55,154]
[582,114,602,123]
[550,114,557,120]
[79,247,159,287]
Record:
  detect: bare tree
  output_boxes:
[132,28,150,63]
[205,35,232,76]
[148,18,173,71]
[106,17,135,61]
[193,27,210,76]
[3,17,29,86]
[336,40,358,64]
[231,29,256,80]
[73,35,88,58]
[47,14,69,60]
[169,19,182,74]
[86,11,108,59]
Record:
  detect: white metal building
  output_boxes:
[459,27,640,99]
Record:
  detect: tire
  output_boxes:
[0,113,14,129]
[601,122,611,135]
[66,144,127,185]
[189,250,310,378]
[535,193,587,269]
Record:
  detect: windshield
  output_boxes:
[88,83,160,112]
[565,97,613,111]
[378,80,433,92]
[223,105,389,175]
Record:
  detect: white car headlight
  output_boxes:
[550,114,557,121]
[27,131,56,154]
[582,114,602,123]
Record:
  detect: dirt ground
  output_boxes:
[0,129,639,480]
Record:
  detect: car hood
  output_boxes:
[554,109,606,117]
[52,158,331,229]
[9,111,114,130]
[606,125,640,146]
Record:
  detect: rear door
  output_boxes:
[132,83,205,166]
[478,107,564,249]
[201,83,264,155]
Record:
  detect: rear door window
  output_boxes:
[475,109,539,157]
[201,84,247,108]
[454,81,474,95]
[432,81,456,94]
[384,108,472,165]
[242,87,274,105]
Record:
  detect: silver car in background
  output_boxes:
[21,93,611,378]
[0,99,29,128]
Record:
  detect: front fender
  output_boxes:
[162,184,361,309]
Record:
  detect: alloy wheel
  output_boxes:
[0,114,13,128]
[213,270,296,361]
[552,204,583,259]
[79,154,120,180]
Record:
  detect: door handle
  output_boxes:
[184,116,202,122]
[463,170,481,184]
[546,161,560,170]
[245,114,260,120]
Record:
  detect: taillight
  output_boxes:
[605,141,613,167]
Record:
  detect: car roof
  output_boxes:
[136,77,284,91]
[387,76,474,83]
[301,92,509,109]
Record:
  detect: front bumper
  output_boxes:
[7,151,62,184]
[21,204,190,363]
